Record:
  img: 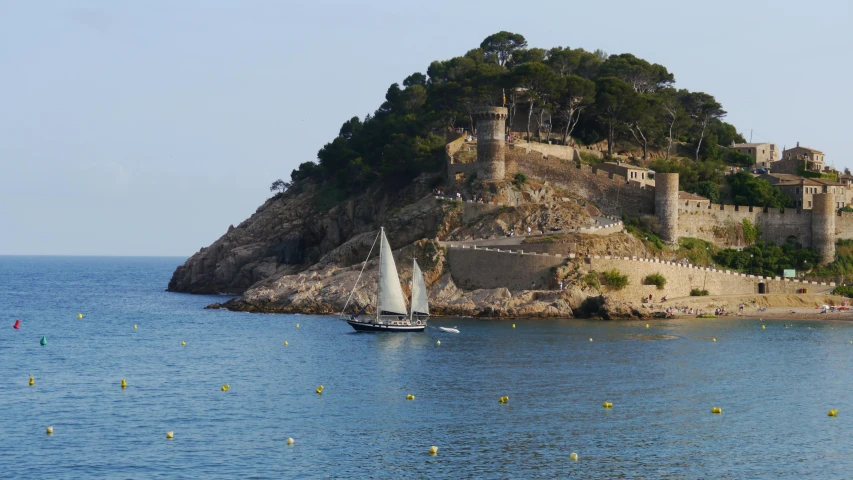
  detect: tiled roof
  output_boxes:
[679,191,710,201]
[787,145,824,154]
[732,143,771,148]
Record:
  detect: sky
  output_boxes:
[1,0,851,256]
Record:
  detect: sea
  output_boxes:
[2,256,853,479]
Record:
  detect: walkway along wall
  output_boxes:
[447,245,564,291]
[585,256,834,299]
[444,244,834,296]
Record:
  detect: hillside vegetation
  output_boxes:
[287,31,747,204]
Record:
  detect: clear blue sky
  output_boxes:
[1,0,850,256]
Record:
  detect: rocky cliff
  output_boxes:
[169,175,648,319]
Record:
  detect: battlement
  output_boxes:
[445,243,835,295]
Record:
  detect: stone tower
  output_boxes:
[475,106,507,181]
[812,193,836,263]
[654,173,679,244]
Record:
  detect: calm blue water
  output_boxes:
[2,256,853,478]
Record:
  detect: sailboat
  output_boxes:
[341,227,429,332]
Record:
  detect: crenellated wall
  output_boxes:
[446,140,853,258]
[444,244,835,296]
[586,255,834,298]
[677,202,814,247]
[447,245,564,290]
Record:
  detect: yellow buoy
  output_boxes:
[645,324,649,329]
[166,431,174,439]
[221,384,229,391]
[77,313,83,319]
[602,402,613,408]
[762,325,766,330]
[133,324,137,330]
[121,379,127,389]
[829,409,839,417]
[29,376,34,386]
[436,340,441,346]
[589,338,593,342]
[316,385,324,394]
[286,437,294,445]
[512,324,516,328]
[46,426,53,435]
[296,323,300,328]
[429,445,439,455]
[570,452,578,461]
[284,341,288,346]
[181,341,186,346]
[712,338,717,342]
[406,394,415,400]
[711,407,722,414]
[499,396,509,403]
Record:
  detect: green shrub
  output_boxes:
[644,273,667,290]
[514,172,528,185]
[742,218,759,244]
[580,271,600,290]
[832,286,853,298]
[601,269,629,291]
[579,151,601,165]
[690,288,709,296]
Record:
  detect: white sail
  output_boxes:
[411,260,429,316]
[377,229,408,315]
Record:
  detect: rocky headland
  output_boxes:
[170,173,651,319]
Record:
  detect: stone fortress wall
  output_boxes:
[444,244,835,297]
[448,122,853,276]
[504,144,853,259]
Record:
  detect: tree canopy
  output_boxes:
[290,31,746,197]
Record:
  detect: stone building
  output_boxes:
[730,142,779,168]
[679,191,711,208]
[592,162,655,186]
[592,162,654,187]
[778,142,825,172]
[838,170,853,205]
[761,173,846,210]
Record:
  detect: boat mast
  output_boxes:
[410,256,415,323]
[377,227,383,323]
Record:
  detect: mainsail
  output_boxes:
[377,229,408,315]
[411,260,429,316]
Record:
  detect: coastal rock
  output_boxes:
[223,241,579,318]
[168,177,450,294]
[596,296,651,320]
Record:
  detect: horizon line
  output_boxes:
[0,254,189,258]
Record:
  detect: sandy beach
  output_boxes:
[638,293,853,321]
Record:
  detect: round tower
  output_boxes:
[474,106,508,181]
[812,193,836,263]
[654,173,679,244]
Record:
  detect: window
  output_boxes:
[796,187,800,194]
[808,201,812,208]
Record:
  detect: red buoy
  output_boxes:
[13,319,20,329]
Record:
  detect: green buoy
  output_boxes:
[40,336,47,346]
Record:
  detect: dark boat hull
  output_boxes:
[347,320,425,332]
